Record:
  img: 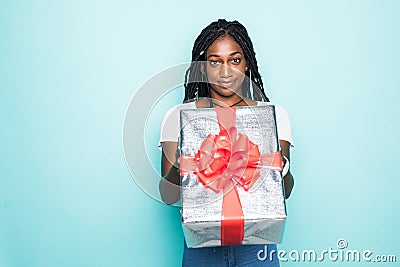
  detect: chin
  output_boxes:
[212,85,241,97]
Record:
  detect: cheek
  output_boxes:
[205,68,218,80]
[233,67,246,79]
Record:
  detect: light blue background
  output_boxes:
[1,0,399,266]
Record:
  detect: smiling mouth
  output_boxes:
[217,80,236,88]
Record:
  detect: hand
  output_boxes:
[174,138,180,169]
[282,155,289,177]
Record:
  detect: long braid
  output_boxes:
[184,19,270,103]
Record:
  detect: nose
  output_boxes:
[219,63,233,78]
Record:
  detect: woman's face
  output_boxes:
[204,35,248,99]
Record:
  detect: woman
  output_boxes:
[159,19,294,266]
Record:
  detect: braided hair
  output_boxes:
[183,19,269,103]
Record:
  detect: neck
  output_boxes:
[209,91,245,106]
[209,97,244,108]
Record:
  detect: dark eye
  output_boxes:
[209,60,220,66]
[231,58,241,64]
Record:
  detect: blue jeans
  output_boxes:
[182,241,280,267]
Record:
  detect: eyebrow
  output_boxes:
[207,51,242,59]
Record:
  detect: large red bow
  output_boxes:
[180,106,282,246]
[182,128,256,190]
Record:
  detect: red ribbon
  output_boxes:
[180,106,283,246]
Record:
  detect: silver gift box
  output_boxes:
[180,105,287,248]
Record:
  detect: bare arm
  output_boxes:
[280,140,294,199]
[159,141,181,204]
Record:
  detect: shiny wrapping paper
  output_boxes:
[180,105,286,248]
